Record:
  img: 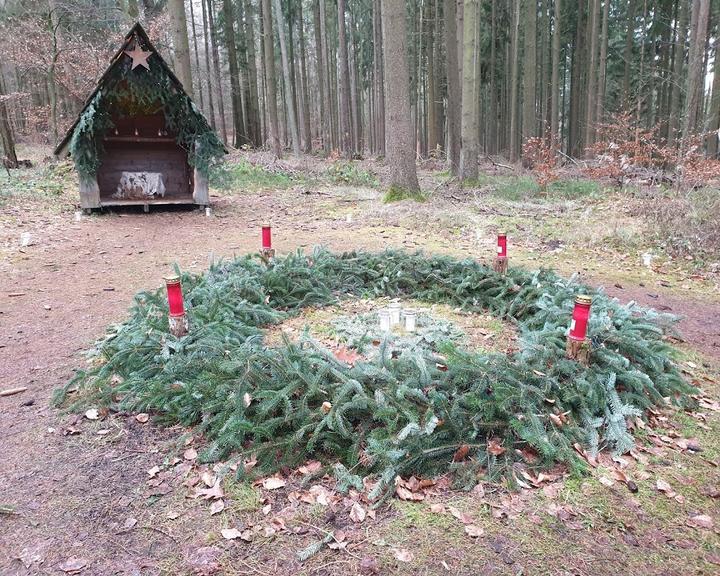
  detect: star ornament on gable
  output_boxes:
[124,46,153,71]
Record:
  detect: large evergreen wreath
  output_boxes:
[54,250,693,499]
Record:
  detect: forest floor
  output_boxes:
[0,147,718,576]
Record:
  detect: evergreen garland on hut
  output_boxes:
[59,24,224,178]
[55,250,694,499]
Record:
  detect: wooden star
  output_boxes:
[124,46,152,70]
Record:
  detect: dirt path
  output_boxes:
[0,186,718,575]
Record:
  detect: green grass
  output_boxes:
[325,161,378,187]
[461,173,601,202]
[383,184,426,203]
[0,161,74,206]
[209,159,298,192]
[223,478,262,512]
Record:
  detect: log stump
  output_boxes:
[566,337,590,366]
[169,314,189,337]
[493,256,508,274]
[260,247,276,260]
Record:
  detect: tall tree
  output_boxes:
[337,0,353,157]
[200,0,216,128]
[459,0,478,179]
[622,0,637,109]
[168,0,193,96]
[707,34,720,157]
[273,0,300,155]
[444,0,460,174]
[509,0,521,161]
[381,0,420,193]
[550,0,561,144]
[222,0,245,147]
[262,0,282,156]
[206,0,227,143]
[595,0,610,128]
[372,0,385,156]
[188,0,204,109]
[522,0,537,151]
[243,0,262,147]
[297,1,312,153]
[585,0,600,146]
[682,0,710,141]
[668,0,689,147]
[0,71,18,167]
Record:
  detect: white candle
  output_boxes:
[379,309,391,332]
[389,302,402,326]
[404,309,417,333]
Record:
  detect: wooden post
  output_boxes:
[79,174,101,210]
[193,167,209,206]
[565,338,590,366]
[493,256,508,274]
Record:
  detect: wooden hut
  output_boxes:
[55,23,225,211]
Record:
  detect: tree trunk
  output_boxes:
[595,0,610,128]
[313,0,329,152]
[273,0,301,155]
[550,0,561,144]
[262,0,282,156]
[206,0,227,144]
[244,0,262,147]
[168,0,194,97]
[201,0,216,128]
[0,72,18,167]
[667,0,686,146]
[381,0,420,192]
[373,0,385,156]
[683,0,710,141]
[319,0,335,151]
[297,2,312,152]
[445,0,461,174]
[509,0,521,161]
[459,0,478,179]
[522,0,537,152]
[222,0,245,147]
[336,0,354,157]
[426,0,438,155]
[706,34,720,157]
[188,0,205,110]
[622,0,637,109]
[585,0,600,146]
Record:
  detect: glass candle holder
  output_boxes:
[389,302,402,326]
[569,295,592,341]
[403,309,417,333]
[164,275,185,317]
[378,309,391,332]
[261,225,272,249]
[497,232,507,257]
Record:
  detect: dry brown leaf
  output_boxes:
[396,485,424,501]
[298,461,322,475]
[687,514,714,529]
[59,557,88,573]
[135,413,149,423]
[452,444,470,461]
[262,504,272,515]
[656,478,673,493]
[464,524,484,538]
[334,346,362,366]
[221,528,243,540]
[240,530,253,542]
[392,548,414,563]
[549,413,563,427]
[321,401,332,414]
[472,483,486,498]
[183,448,198,461]
[147,465,160,478]
[209,499,225,515]
[194,480,224,500]
[84,408,99,420]
[262,476,286,490]
[201,471,216,488]
[243,455,257,474]
[449,506,474,525]
[123,517,137,530]
[350,502,366,523]
[429,503,446,514]
[487,438,506,456]
[599,476,615,487]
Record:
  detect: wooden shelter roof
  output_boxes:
[54,22,213,157]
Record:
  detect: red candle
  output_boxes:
[165,275,185,317]
[569,295,592,341]
[262,225,272,249]
[497,232,507,258]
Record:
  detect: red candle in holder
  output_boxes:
[569,295,592,341]
[165,275,185,317]
[497,232,507,258]
[262,225,272,250]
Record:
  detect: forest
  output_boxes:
[1,0,720,186]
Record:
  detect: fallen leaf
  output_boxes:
[464,524,484,538]
[359,556,380,575]
[396,485,424,501]
[350,502,366,523]
[243,455,257,474]
[487,438,506,456]
[123,517,137,530]
[334,346,362,366]
[84,408,99,420]
[298,461,322,475]
[656,478,673,493]
[687,514,714,529]
[201,471,216,488]
[221,528,243,540]
[429,503,446,514]
[166,510,180,520]
[183,448,198,461]
[194,480,224,500]
[452,444,470,461]
[59,557,88,573]
[210,499,225,515]
[240,530,253,542]
[262,504,272,515]
[549,413,563,427]
[135,413,149,423]
[262,477,286,490]
[599,476,615,487]
[147,465,160,478]
[472,483,486,498]
[449,506,474,525]
[392,548,414,563]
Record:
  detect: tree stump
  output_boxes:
[169,314,189,337]
[566,337,590,366]
[260,247,276,260]
[493,256,508,274]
